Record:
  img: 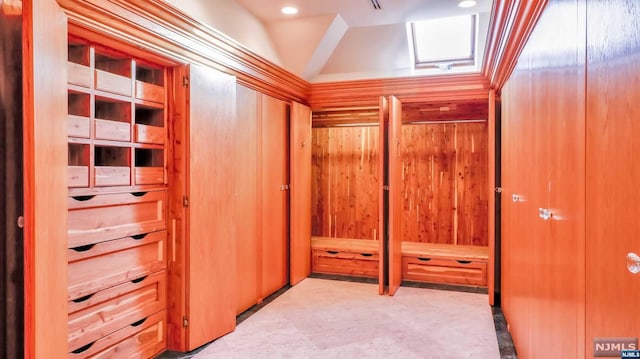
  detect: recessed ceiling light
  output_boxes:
[458,0,477,8]
[281,6,298,15]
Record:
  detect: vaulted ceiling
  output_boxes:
[235,0,494,82]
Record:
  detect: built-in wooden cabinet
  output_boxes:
[501,0,640,357]
[310,97,489,292]
[65,37,169,358]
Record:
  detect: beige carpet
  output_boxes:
[195,278,500,359]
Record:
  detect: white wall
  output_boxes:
[163,0,282,66]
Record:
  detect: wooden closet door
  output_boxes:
[586,0,640,356]
[378,96,388,295]
[387,96,403,296]
[185,64,237,350]
[290,101,311,286]
[260,94,289,298]
[235,84,260,314]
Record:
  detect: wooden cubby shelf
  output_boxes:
[65,35,168,358]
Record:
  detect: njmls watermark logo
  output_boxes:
[593,338,638,357]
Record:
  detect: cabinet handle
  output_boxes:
[71,195,95,202]
[538,208,553,220]
[71,341,95,354]
[326,250,339,255]
[131,317,148,327]
[627,252,640,274]
[512,194,520,202]
[360,253,373,257]
[71,293,95,303]
[131,233,148,240]
[70,244,95,252]
[131,191,148,197]
[417,257,432,262]
[131,275,148,284]
[457,260,472,264]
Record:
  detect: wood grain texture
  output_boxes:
[234,84,260,315]
[487,90,496,305]
[378,96,388,295]
[260,94,289,299]
[311,126,380,240]
[401,123,488,246]
[387,96,403,296]
[185,64,237,350]
[22,1,69,358]
[585,0,640,356]
[289,101,312,286]
[309,74,490,110]
[501,0,586,357]
[0,10,23,359]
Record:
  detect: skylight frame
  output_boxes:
[410,14,478,69]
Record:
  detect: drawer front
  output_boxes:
[135,80,165,104]
[68,309,165,359]
[95,69,132,97]
[312,251,378,278]
[68,166,89,188]
[68,62,92,88]
[134,124,165,145]
[94,166,131,187]
[68,115,91,138]
[95,119,131,142]
[134,167,164,185]
[68,231,166,300]
[402,257,487,286]
[67,190,166,248]
[68,274,166,354]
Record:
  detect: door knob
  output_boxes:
[512,194,520,202]
[538,208,552,220]
[627,252,640,274]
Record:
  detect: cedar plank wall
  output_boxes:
[401,123,488,246]
[312,126,380,240]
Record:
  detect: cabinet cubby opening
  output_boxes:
[68,43,90,66]
[68,143,90,166]
[95,146,130,167]
[136,64,164,86]
[95,98,131,123]
[135,105,164,127]
[68,93,90,117]
[135,149,163,167]
[95,52,132,78]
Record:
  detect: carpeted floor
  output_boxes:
[189,278,501,359]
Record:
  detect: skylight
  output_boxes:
[410,14,477,69]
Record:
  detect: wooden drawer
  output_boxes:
[95,69,132,97]
[94,166,130,187]
[312,250,378,278]
[402,257,487,286]
[67,190,166,248]
[68,231,166,300]
[69,166,89,188]
[134,124,165,145]
[135,80,165,104]
[134,167,164,185]
[69,309,166,359]
[68,62,92,88]
[68,115,91,138]
[95,119,131,142]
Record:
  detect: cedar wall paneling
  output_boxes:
[312,126,380,240]
[401,123,488,246]
[501,0,586,357]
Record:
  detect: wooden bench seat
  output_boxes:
[401,242,489,287]
[311,237,379,278]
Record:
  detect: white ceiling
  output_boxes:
[235,0,494,82]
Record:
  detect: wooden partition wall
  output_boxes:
[311,126,380,239]
[401,123,488,246]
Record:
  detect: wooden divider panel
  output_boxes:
[401,122,488,246]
